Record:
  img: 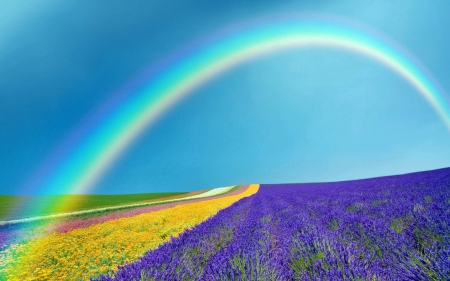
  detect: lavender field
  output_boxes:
[95,168,450,280]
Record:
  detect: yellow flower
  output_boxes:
[0,185,259,281]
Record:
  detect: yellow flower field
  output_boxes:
[0,184,259,281]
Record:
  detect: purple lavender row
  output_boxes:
[202,193,293,280]
[92,167,450,280]
[92,195,254,281]
[273,168,450,280]
[204,166,450,280]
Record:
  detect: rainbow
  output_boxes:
[13,19,450,216]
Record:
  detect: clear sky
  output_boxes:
[1,0,450,195]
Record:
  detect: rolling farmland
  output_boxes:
[0,168,449,280]
[94,168,450,280]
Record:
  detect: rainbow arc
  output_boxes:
[16,19,450,217]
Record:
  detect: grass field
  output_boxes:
[0,192,188,220]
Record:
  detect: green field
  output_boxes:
[0,192,188,220]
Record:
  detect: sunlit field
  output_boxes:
[0,169,449,280]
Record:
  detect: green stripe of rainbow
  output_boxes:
[33,19,450,214]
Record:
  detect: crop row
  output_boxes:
[0,184,259,281]
[0,186,238,248]
[0,186,235,227]
[49,185,245,234]
[95,168,450,280]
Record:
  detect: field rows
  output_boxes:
[1,168,450,280]
[0,186,241,247]
[96,168,450,280]
[0,186,236,226]
[0,185,258,280]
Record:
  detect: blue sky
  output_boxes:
[1,0,450,194]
